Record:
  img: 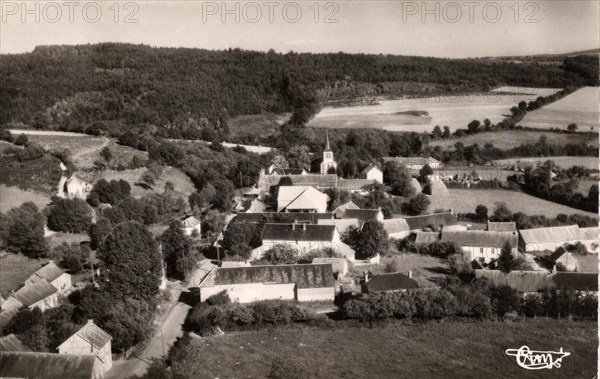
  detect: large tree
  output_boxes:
[4,202,47,258]
[161,220,191,280]
[497,241,516,274]
[343,220,389,260]
[46,198,92,233]
[402,193,430,216]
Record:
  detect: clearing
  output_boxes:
[175,319,597,379]
[520,87,598,132]
[0,185,51,214]
[429,130,597,150]
[428,189,596,217]
[0,253,46,296]
[308,89,559,133]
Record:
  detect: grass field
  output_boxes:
[429,130,597,150]
[175,319,597,379]
[130,167,196,198]
[0,155,62,195]
[520,87,598,132]
[428,189,596,217]
[493,156,599,170]
[229,112,290,145]
[308,89,558,133]
[0,253,46,296]
[0,185,51,214]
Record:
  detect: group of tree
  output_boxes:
[343,220,389,260]
[0,202,47,258]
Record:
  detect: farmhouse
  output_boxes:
[58,319,112,373]
[548,247,579,272]
[441,230,518,263]
[382,156,442,170]
[2,280,59,312]
[277,186,329,213]
[402,212,459,231]
[0,351,103,379]
[181,216,201,236]
[332,201,360,218]
[363,272,436,293]
[0,334,29,352]
[25,261,71,294]
[360,164,383,183]
[381,218,411,239]
[519,225,589,252]
[342,208,384,222]
[64,175,92,199]
[487,221,517,232]
[199,264,336,303]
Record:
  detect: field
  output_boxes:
[228,112,290,145]
[308,89,558,133]
[175,319,597,379]
[0,253,46,296]
[520,87,598,132]
[493,156,599,171]
[0,185,51,214]
[0,155,62,195]
[130,167,196,198]
[428,189,596,217]
[429,130,597,150]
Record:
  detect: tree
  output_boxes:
[141,171,156,186]
[161,221,191,280]
[46,198,93,233]
[100,146,113,164]
[402,193,430,216]
[497,241,516,273]
[257,244,300,265]
[98,221,162,299]
[475,205,488,222]
[189,184,217,210]
[491,202,512,221]
[212,178,234,211]
[567,123,578,132]
[15,133,29,146]
[432,125,442,139]
[383,161,415,197]
[221,223,258,259]
[419,164,433,181]
[88,179,131,205]
[5,202,47,258]
[467,120,481,134]
[343,220,389,260]
[440,126,451,139]
[278,177,293,186]
[286,145,311,170]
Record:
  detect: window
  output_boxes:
[326,153,331,159]
[480,248,484,255]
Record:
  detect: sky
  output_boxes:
[1,0,598,57]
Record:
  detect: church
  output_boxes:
[316,132,338,174]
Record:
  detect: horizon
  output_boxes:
[1,1,598,58]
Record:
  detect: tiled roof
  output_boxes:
[360,164,381,175]
[548,247,570,263]
[233,212,333,224]
[414,231,440,244]
[262,223,336,242]
[318,218,362,234]
[211,264,335,289]
[342,208,382,221]
[63,320,112,350]
[0,334,29,352]
[441,230,518,249]
[31,261,65,283]
[519,225,585,244]
[475,270,554,293]
[332,201,360,215]
[277,186,328,211]
[381,219,411,235]
[272,168,305,175]
[12,280,57,307]
[403,212,458,231]
[0,351,98,379]
[487,221,517,232]
[337,179,376,190]
[182,216,201,228]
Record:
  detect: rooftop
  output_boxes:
[441,230,518,248]
[402,212,458,231]
[337,179,376,191]
[182,216,201,228]
[12,280,57,307]
[414,231,441,244]
[0,334,29,352]
[207,264,335,289]
[0,351,98,379]
[233,212,334,224]
[342,208,382,221]
[29,261,65,283]
[519,225,586,244]
[382,157,440,165]
[381,218,411,235]
[60,320,112,350]
[262,223,336,242]
[487,221,517,232]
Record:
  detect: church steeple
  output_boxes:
[324,131,332,152]
[320,131,337,174]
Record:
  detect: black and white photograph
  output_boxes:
[0,1,598,378]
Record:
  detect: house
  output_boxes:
[319,132,337,174]
[363,272,436,293]
[332,201,359,219]
[232,212,334,225]
[181,216,201,236]
[382,156,442,170]
[0,334,29,352]
[0,351,103,379]
[337,179,377,193]
[548,247,579,272]
[441,230,518,263]
[312,257,348,277]
[277,186,329,213]
[519,225,588,252]
[58,319,112,373]
[257,223,355,260]
[25,261,71,293]
[402,212,459,232]
[381,219,411,239]
[360,164,383,183]
[487,221,517,232]
[342,208,384,222]
[317,218,362,234]
[2,280,59,312]
[64,175,92,199]
[199,264,336,303]
[414,231,440,244]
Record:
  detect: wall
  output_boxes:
[51,274,72,293]
[366,170,383,184]
[297,287,335,302]
[200,283,296,303]
[30,293,59,312]
[461,245,512,263]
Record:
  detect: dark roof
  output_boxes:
[337,179,376,190]
[233,212,333,224]
[63,321,112,350]
[0,308,19,330]
[403,212,458,231]
[414,231,440,244]
[262,223,336,242]
[0,351,98,379]
[382,157,440,166]
[365,273,434,292]
[342,208,382,221]
[213,264,335,289]
[487,221,517,232]
[12,280,57,307]
[553,273,598,291]
[0,334,29,352]
[441,230,518,249]
[272,168,305,175]
[548,247,569,263]
[32,262,65,282]
[262,173,338,188]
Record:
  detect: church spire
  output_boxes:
[324,131,332,152]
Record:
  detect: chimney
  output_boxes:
[292,223,296,230]
[364,271,369,282]
[408,271,413,278]
[302,223,306,231]
[87,319,94,325]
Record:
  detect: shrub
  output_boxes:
[206,291,231,306]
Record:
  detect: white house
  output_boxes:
[3,280,59,312]
[548,247,579,272]
[199,264,336,303]
[441,230,518,263]
[360,164,383,184]
[277,186,329,213]
[182,216,201,236]
[25,262,71,294]
[65,175,92,199]
[519,225,590,252]
[58,319,112,374]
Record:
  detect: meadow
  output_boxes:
[308,88,559,133]
[0,185,51,213]
[0,253,46,296]
[427,189,596,217]
[520,87,598,132]
[174,319,597,379]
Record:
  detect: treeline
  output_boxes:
[1,43,596,131]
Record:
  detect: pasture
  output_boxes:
[308,88,558,133]
[520,87,598,132]
[427,189,596,217]
[429,130,597,150]
[0,185,51,214]
[176,319,597,379]
[0,253,45,296]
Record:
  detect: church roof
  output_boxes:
[324,131,332,152]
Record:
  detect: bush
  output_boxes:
[206,291,231,306]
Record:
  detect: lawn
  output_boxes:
[0,185,51,214]
[427,189,596,217]
[520,87,598,132]
[429,130,597,150]
[0,253,46,296]
[174,319,597,379]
